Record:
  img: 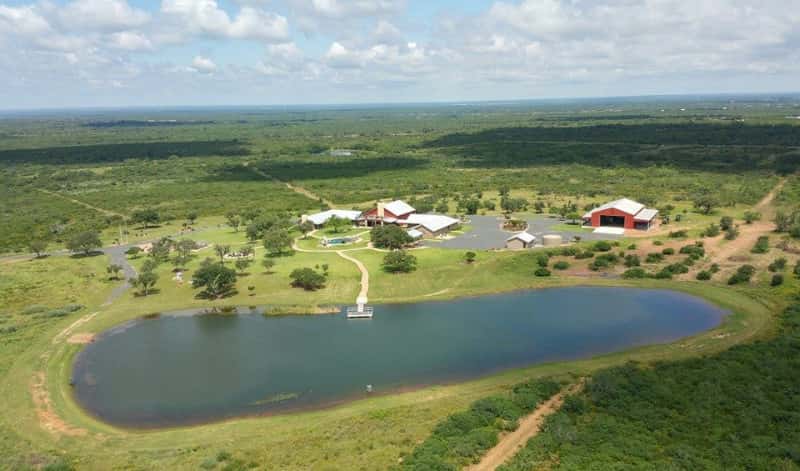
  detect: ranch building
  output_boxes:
[506,232,536,249]
[582,198,658,231]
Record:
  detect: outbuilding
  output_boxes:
[582,198,658,231]
[302,209,362,228]
[506,232,536,249]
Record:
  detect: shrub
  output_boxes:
[654,269,673,279]
[622,268,648,279]
[696,270,712,280]
[679,243,705,259]
[645,253,664,263]
[653,240,664,246]
[794,261,800,278]
[662,247,675,255]
[668,230,688,238]
[724,226,740,240]
[574,250,595,259]
[663,263,689,275]
[627,244,637,250]
[702,223,721,237]
[624,254,640,267]
[553,261,569,270]
[709,263,720,273]
[751,236,769,254]
[768,257,787,272]
[743,211,761,224]
[727,265,756,285]
[534,267,551,277]
[593,241,612,252]
[771,274,784,286]
[535,253,550,268]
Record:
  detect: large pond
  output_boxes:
[72,287,726,428]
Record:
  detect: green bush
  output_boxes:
[668,230,688,238]
[592,241,612,252]
[645,253,664,263]
[574,250,594,260]
[702,223,721,237]
[771,274,784,286]
[534,267,551,277]
[653,240,664,246]
[696,270,712,280]
[751,236,770,254]
[623,254,640,267]
[535,253,550,268]
[727,265,756,285]
[768,257,787,272]
[622,268,648,279]
[552,261,569,270]
[662,247,675,255]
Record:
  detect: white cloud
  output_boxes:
[0,5,52,35]
[59,0,150,31]
[110,31,153,51]
[191,55,217,73]
[161,0,289,42]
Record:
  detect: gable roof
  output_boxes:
[404,214,459,232]
[583,198,645,218]
[306,209,362,226]
[634,208,659,221]
[507,231,536,243]
[384,200,415,216]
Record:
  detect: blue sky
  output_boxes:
[0,0,798,109]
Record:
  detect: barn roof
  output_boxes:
[583,198,645,218]
[407,229,424,239]
[404,214,460,232]
[634,208,659,221]
[385,200,415,216]
[507,231,536,243]
[306,209,362,226]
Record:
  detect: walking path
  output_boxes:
[250,166,336,208]
[336,250,369,304]
[467,380,585,471]
[36,189,126,218]
[293,230,370,305]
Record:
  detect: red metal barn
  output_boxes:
[582,198,658,231]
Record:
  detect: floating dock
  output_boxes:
[346,303,373,319]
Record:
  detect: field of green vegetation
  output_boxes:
[1,96,799,470]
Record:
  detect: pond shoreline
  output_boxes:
[71,286,728,429]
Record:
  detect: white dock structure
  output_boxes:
[339,252,373,319]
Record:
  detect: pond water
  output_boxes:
[72,287,726,428]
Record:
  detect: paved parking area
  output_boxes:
[425,215,621,250]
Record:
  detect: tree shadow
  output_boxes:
[69,251,104,259]
[421,124,800,174]
[133,288,162,297]
[0,140,250,165]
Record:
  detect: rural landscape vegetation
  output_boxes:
[1,96,800,470]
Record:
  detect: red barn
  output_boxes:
[582,198,658,231]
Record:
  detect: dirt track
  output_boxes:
[467,380,585,471]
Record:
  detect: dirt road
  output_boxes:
[467,380,584,471]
